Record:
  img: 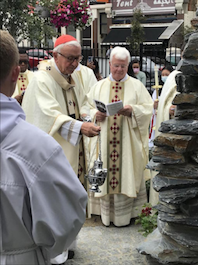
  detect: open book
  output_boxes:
[94,99,123,116]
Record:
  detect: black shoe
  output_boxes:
[68,250,75,259]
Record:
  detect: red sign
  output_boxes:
[112,0,175,15]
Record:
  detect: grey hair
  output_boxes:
[110,46,130,64]
[53,40,81,53]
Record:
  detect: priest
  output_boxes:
[22,34,100,183]
[22,34,101,264]
[154,69,180,138]
[82,46,153,227]
[12,52,34,104]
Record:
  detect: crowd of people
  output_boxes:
[1,30,183,265]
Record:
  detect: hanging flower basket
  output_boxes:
[50,0,92,30]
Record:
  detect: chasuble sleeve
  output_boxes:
[129,81,153,159]
[72,73,92,117]
[22,72,75,137]
[86,67,97,91]
[154,70,179,138]
[30,145,87,259]
[80,65,97,94]
[78,90,92,117]
[59,120,82,146]
[131,82,153,138]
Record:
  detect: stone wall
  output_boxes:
[137,32,198,264]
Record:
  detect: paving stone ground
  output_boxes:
[65,215,148,265]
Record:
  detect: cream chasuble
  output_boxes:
[72,64,98,179]
[12,70,34,97]
[17,72,28,93]
[155,70,180,138]
[39,61,86,185]
[83,76,153,198]
[72,64,97,94]
[22,59,86,181]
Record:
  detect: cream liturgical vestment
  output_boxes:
[149,89,161,148]
[12,69,34,97]
[72,63,98,168]
[82,75,153,226]
[72,63,97,94]
[22,59,89,181]
[154,70,180,138]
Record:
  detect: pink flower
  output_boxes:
[50,0,91,29]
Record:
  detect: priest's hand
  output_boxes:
[118,105,132,117]
[81,122,101,137]
[96,111,107,122]
[154,99,159,110]
[15,94,24,105]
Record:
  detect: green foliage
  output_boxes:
[35,0,60,9]
[127,8,145,54]
[25,9,56,47]
[0,0,30,42]
[26,1,61,46]
[0,0,58,45]
[135,203,158,237]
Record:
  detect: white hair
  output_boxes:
[110,46,130,64]
[53,40,81,53]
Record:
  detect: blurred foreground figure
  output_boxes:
[0,30,87,265]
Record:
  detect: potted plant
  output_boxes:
[135,203,158,237]
[50,0,92,30]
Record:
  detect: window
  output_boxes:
[82,26,91,47]
[67,25,76,38]
[100,13,108,35]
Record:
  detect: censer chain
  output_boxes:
[85,132,101,176]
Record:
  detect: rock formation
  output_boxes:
[137,32,198,264]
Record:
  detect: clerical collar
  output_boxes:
[54,59,70,80]
[109,73,128,82]
[19,69,28,75]
[75,63,81,71]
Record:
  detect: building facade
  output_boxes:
[82,0,197,50]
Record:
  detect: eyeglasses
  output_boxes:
[112,64,128,69]
[19,60,28,64]
[57,52,83,63]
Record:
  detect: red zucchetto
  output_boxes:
[54,35,77,48]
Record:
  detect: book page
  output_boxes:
[106,101,123,116]
[94,99,123,116]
